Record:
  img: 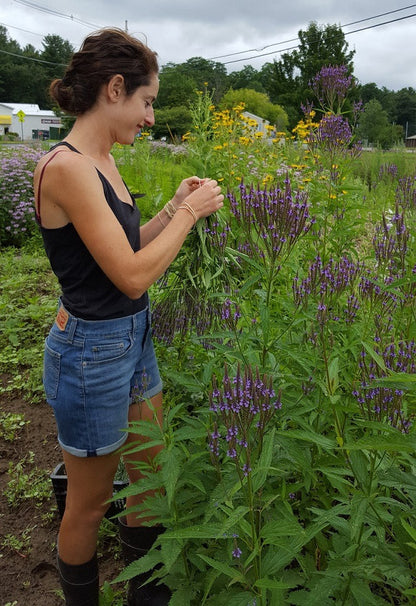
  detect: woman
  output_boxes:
[33,27,223,606]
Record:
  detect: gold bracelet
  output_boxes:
[157,211,167,228]
[178,202,198,226]
[163,200,177,219]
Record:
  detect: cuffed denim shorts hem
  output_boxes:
[43,302,163,458]
[137,379,163,403]
[59,432,129,458]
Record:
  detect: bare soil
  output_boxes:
[0,375,124,606]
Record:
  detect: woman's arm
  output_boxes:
[139,176,206,247]
[37,154,223,300]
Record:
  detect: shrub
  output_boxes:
[0,145,44,247]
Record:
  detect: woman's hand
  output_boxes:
[171,176,209,207]
[172,177,224,223]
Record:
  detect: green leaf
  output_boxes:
[260,518,304,543]
[372,372,416,392]
[277,429,335,450]
[252,428,275,492]
[350,493,370,542]
[218,505,250,536]
[161,446,183,506]
[197,553,246,583]
[401,518,416,545]
[114,551,160,582]
[349,577,382,604]
[404,588,416,596]
[160,538,182,572]
[168,587,193,606]
[254,577,297,590]
[343,432,416,453]
[238,271,263,295]
[361,341,387,373]
[163,524,224,539]
[327,356,339,395]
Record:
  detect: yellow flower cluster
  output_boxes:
[292,110,319,142]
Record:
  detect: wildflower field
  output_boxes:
[1,68,416,605]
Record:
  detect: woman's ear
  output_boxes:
[108,74,125,102]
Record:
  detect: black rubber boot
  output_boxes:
[118,516,171,606]
[57,552,99,606]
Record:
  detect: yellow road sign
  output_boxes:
[17,110,25,122]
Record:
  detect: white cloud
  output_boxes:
[1,0,416,90]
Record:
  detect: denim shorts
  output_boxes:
[43,302,163,457]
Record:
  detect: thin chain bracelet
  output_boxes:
[177,202,197,226]
[163,200,177,218]
[157,211,167,228]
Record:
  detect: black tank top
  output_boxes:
[36,142,148,320]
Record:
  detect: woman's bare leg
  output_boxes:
[58,450,120,564]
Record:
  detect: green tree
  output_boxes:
[259,55,299,127]
[41,34,74,82]
[157,63,198,108]
[0,26,24,100]
[219,88,288,130]
[153,106,192,140]
[227,65,265,93]
[394,87,416,137]
[180,57,228,103]
[356,98,403,149]
[293,22,355,90]
[261,22,355,128]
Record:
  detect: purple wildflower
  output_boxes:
[227,179,314,270]
[209,364,281,478]
[309,65,353,114]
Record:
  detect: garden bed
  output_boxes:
[0,375,124,605]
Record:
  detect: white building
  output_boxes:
[0,103,63,140]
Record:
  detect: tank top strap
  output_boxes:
[35,142,80,226]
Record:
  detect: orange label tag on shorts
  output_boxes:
[56,307,69,331]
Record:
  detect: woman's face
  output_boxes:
[118,72,159,144]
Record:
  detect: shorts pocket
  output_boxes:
[89,334,134,363]
[43,340,61,400]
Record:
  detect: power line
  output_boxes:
[221,11,416,65]
[2,3,416,71]
[209,3,416,60]
[0,20,44,39]
[0,46,67,65]
[12,0,102,29]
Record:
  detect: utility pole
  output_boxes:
[125,20,128,32]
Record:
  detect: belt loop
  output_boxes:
[66,315,77,344]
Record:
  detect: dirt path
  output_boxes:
[0,379,124,605]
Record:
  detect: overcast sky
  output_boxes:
[1,0,416,91]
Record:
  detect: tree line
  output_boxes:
[1,22,415,147]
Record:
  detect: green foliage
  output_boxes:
[0,26,73,108]
[0,145,44,246]
[153,105,192,140]
[2,65,416,603]
[260,22,356,128]
[157,64,199,108]
[99,581,124,606]
[356,99,404,149]
[0,412,28,441]
[219,88,288,130]
[1,527,34,556]
[4,452,52,507]
[0,245,59,400]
